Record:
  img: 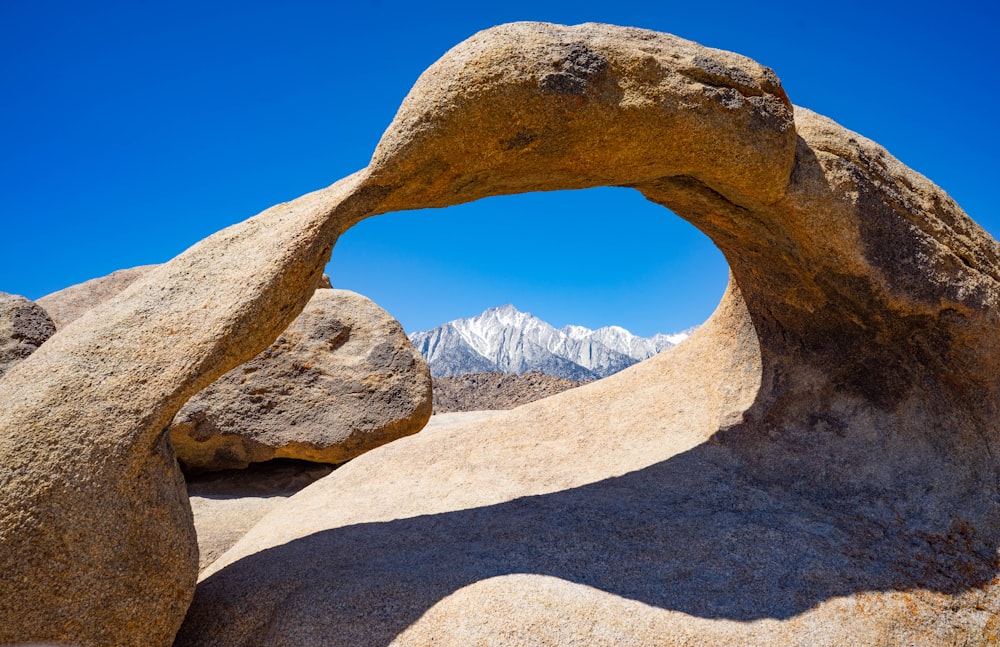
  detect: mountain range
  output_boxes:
[408,305,691,381]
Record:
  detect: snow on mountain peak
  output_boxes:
[408,305,695,380]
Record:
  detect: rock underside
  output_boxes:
[1,20,998,647]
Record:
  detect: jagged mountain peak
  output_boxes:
[409,306,692,380]
[475,303,534,327]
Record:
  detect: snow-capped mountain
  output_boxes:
[408,305,692,381]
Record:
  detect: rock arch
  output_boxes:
[1,21,998,646]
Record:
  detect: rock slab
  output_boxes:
[187,460,336,572]
[170,288,432,472]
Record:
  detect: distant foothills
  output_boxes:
[408,304,694,382]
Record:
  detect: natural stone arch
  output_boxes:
[357,23,1000,542]
[363,22,999,406]
[1,21,998,646]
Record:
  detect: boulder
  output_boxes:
[176,22,1000,646]
[35,268,417,473]
[0,292,55,378]
[34,265,414,472]
[36,264,157,329]
[170,288,432,472]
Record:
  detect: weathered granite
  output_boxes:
[170,288,431,472]
[3,20,998,647]
[0,292,55,378]
[36,265,157,329]
[175,22,1000,646]
[0,171,380,646]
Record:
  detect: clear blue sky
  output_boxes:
[2,1,996,337]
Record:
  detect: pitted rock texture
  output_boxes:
[3,20,999,647]
[170,288,432,472]
[35,266,424,473]
[0,292,55,378]
[177,22,1000,646]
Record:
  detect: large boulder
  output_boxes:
[170,288,432,472]
[176,22,1000,646]
[0,292,55,378]
[36,264,157,329]
[36,267,430,472]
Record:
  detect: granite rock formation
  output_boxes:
[186,461,336,573]
[36,266,333,331]
[36,264,157,329]
[0,292,56,378]
[177,22,1000,646]
[2,20,998,646]
[34,268,416,474]
[0,173,378,646]
[170,288,432,472]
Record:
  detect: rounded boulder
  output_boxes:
[170,288,432,472]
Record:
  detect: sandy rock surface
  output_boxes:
[422,410,503,431]
[170,288,432,472]
[0,291,55,378]
[37,265,332,332]
[176,22,1000,646]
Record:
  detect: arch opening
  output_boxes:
[326,186,729,340]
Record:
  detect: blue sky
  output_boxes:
[2,1,996,337]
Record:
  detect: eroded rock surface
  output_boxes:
[186,460,336,573]
[0,292,55,378]
[3,20,999,647]
[170,288,432,472]
[177,22,1000,646]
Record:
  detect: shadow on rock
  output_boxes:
[176,426,999,646]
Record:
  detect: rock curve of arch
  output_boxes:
[1,21,998,646]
